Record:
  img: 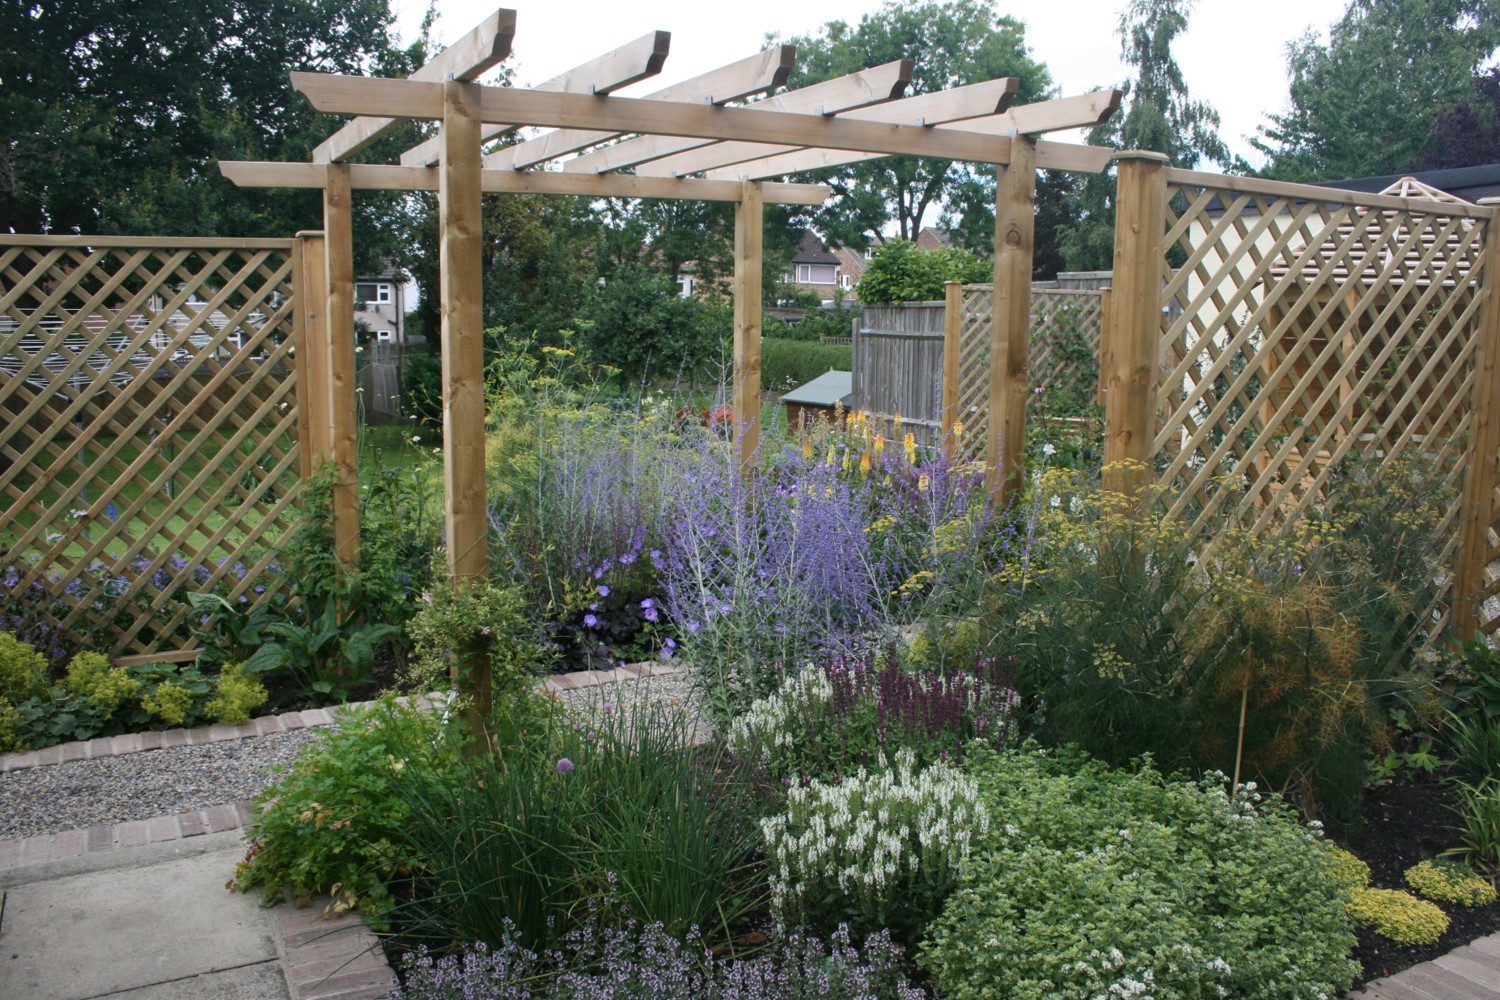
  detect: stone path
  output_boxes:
[1352,936,1500,998]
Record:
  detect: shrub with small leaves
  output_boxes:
[141,682,194,726]
[919,746,1358,1000]
[1320,842,1372,893]
[761,750,986,946]
[63,652,141,719]
[205,662,268,724]
[403,579,553,696]
[1405,859,1498,907]
[1348,887,1450,946]
[0,632,48,703]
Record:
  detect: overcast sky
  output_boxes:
[389,0,1356,169]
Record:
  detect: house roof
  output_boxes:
[792,230,840,265]
[781,369,852,407]
[1269,177,1482,288]
[1311,162,1500,204]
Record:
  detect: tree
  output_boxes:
[769,0,1053,246]
[1059,0,1229,270]
[855,240,989,303]
[1423,66,1500,169]
[1254,0,1500,181]
[0,0,421,265]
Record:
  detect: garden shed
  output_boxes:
[780,369,852,433]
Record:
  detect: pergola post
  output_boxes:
[321,167,359,568]
[1101,151,1170,501]
[987,134,1037,505]
[733,180,764,474]
[293,231,330,480]
[439,80,492,729]
[942,280,962,465]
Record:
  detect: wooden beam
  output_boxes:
[733,181,764,474]
[292,72,1025,164]
[293,231,330,480]
[942,280,962,466]
[634,76,1016,178]
[1455,202,1500,637]
[322,165,360,568]
[567,60,914,174]
[992,89,1121,134]
[1101,152,1170,500]
[987,136,1037,505]
[400,30,671,167]
[486,46,794,170]
[312,9,516,163]
[705,132,1112,182]
[218,159,829,204]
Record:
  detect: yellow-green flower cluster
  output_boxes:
[1405,859,1498,907]
[1319,843,1371,894]
[1347,887,1450,946]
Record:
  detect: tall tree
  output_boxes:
[1422,66,1500,170]
[769,0,1053,246]
[0,0,421,262]
[1058,0,1228,270]
[1253,0,1500,181]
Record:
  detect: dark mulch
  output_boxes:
[1341,772,1500,987]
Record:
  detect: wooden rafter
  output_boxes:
[631,77,1020,178]
[312,9,516,163]
[564,59,916,174]
[400,30,672,167]
[217,161,830,204]
[700,89,1123,180]
[293,72,1043,165]
[484,46,795,171]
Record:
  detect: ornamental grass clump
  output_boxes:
[919,747,1358,1000]
[760,750,986,946]
[729,653,1017,782]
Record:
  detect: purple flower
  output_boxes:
[602,701,615,714]
[584,614,598,628]
[640,598,655,609]
[619,552,635,565]
[555,758,575,774]
[644,607,658,622]
[659,647,674,661]
[597,585,610,597]
[663,637,676,648]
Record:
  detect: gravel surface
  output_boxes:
[0,729,321,841]
[0,671,712,842]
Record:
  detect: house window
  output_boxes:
[356,282,392,304]
[796,264,837,284]
[839,273,853,290]
[676,274,696,299]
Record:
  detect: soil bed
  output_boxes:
[1342,771,1500,986]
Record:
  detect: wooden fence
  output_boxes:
[1103,155,1500,642]
[0,236,306,658]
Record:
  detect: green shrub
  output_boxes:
[402,579,554,696]
[761,751,986,946]
[63,652,140,719]
[0,633,48,703]
[1406,858,1497,907]
[1348,887,1449,946]
[205,662,268,724]
[761,338,851,394]
[855,241,989,304]
[0,700,21,753]
[141,682,194,726]
[232,696,453,919]
[918,747,1358,1000]
[1321,842,1372,892]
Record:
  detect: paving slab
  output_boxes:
[0,842,284,1000]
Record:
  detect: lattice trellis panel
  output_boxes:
[1152,177,1492,638]
[0,237,302,658]
[952,285,1105,464]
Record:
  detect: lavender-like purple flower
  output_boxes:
[555,758,575,774]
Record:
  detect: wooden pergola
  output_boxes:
[220,7,1121,601]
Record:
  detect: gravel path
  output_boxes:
[0,671,712,842]
[0,729,320,841]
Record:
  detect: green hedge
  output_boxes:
[761,338,851,394]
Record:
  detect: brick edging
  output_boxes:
[272,900,397,1000]
[0,799,257,871]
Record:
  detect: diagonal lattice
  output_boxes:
[952,286,1105,464]
[1152,177,1491,639]
[0,237,302,658]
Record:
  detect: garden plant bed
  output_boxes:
[1344,772,1500,986]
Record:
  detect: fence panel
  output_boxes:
[1144,169,1496,640]
[952,285,1106,464]
[0,236,302,658]
[854,303,946,444]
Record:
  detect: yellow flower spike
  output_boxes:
[903,432,917,466]
[826,446,837,466]
[953,420,965,438]
[803,436,814,459]
[860,451,872,475]
[918,472,930,492]
[873,434,885,455]
[842,450,852,472]
[894,413,903,429]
